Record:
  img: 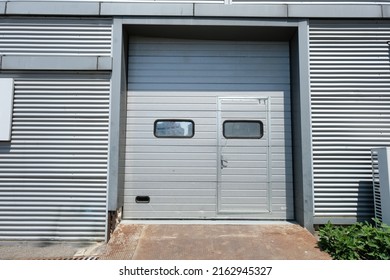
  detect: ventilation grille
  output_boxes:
[0,22,112,56]
[371,150,383,222]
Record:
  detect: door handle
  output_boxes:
[221,156,228,169]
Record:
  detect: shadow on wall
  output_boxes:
[0,142,11,154]
[356,180,375,222]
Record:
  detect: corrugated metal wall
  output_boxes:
[0,20,112,56]
[123,37,293,219]
[0,19,112,241]
[0,79,110,241]
[309,23,390,223]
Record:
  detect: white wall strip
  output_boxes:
[0,78,14,141]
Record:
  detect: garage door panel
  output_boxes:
[128,83,291,92]
[273,173,293,183]
[126,118,215,126]
[123,36,293,220]
[221,168,268,176]
[126,139,217,146]
[125,131,216,139]
[222,190,267,197]
[125,174,216,182]
[124,204,216,212]
[125,152,216,161]
[128,56,289,66]
[126,111,216,118]
[124,195,216,204]
[128,40,290,52]
[129,96,216,105]
[226,111,289,118]
[123,210,217,219]
[129,69,290,79]
[126,167,216,175]
[221,196,268,204]
[127,181,216,190]
[125,160,216,168]
[125,145,216,153]
[128,124,216,133]
[222,161,268,169]
[129,76,289,85]
[125,188,216,197]
[130,62,289,72]
[127,103,217,112]
[220,175,268,182]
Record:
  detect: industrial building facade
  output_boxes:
[1,0,390,241]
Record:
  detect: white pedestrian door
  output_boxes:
[218,97,270,214]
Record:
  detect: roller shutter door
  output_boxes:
[124,37,293,220]
[0,79,110,241]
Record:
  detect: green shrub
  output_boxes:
[318,219,390,260]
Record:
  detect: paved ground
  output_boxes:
[0,241,105,260]
[100,223,331,260]
[0,223,331,260]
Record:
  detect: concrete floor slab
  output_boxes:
[101,223,331,260]
[0,223,331,260]
[0,241,105,260]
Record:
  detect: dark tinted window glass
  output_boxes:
[223,121,263,139]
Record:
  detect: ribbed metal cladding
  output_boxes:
[0,21,112,56]
[0,79,110,241]
[309,23,390,222]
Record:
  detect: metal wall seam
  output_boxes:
[309,23,390,222]
[0,79,110,241]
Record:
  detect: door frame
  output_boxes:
[216,96,272,215]
[110,21,314,229]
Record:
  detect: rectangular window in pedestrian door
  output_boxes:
[223,120,263,139]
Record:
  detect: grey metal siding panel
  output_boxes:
[0,21,112,57]
[290,21,315,231]
[6,1,100,15]
[124,37,293,219]
[309,23,390,222]
[101,3,195,16]
[0,2,5,14]
[0,78,110,241]
[288,4,382,18]
[194,4,287,17]
[3,1,390,19]
[1,56,100,70]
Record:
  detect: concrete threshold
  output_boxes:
[121,220,296,225]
